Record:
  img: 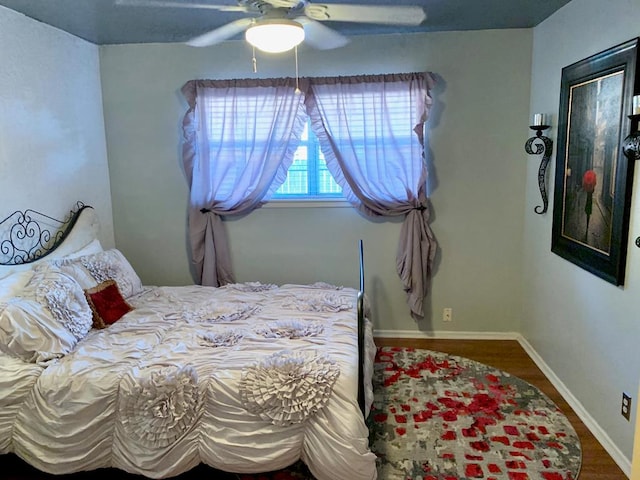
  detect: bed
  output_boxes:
[0,203,377,480]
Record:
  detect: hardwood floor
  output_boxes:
[375,337,628,480]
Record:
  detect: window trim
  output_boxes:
[264,198,351,208]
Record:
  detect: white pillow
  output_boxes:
[64,238,104,259]
[0,270,34,302]
[54,249,143,299]
[0,264,93,363]
[0,298,77,363]
[29,264,94,340]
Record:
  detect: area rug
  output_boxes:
[368,346,582,480]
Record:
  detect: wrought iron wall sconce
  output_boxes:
[525,114,553,214]
[622,95,640,249]
[622,95,640,162]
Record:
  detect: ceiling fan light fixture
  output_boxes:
[245,19,305,53]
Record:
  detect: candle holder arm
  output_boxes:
[622,114,640,162]
[525,127,553,215]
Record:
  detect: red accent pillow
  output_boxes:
[84,280,133,329]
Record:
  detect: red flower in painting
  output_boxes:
[582,170,597,193]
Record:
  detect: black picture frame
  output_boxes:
[552,38,639,286]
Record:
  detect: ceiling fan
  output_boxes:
[115,0,427,53]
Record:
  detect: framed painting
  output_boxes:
[552,38,639,285]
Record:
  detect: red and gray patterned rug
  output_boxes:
[368,346,581,480]
[5,347,581,480]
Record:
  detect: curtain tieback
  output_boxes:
[200,208,211,213]
[414,205,426,212]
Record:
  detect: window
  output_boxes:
[273,121,343,199]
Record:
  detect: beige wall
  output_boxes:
[525,0,640,470]
[99,28,532,333]
[0,6,114,246]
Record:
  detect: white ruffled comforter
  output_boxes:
[0,284,377,480]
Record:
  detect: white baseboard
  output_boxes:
[516,335,631,478]
[373,329,520,340]
[373,330,631,478]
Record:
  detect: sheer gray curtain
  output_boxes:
[182,78,307,286]
[305,72,436,322]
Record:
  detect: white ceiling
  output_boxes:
[0,0,572,45]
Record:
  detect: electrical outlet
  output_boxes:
[621,392,632,421]
[443,308,452,322]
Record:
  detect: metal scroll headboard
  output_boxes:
[0,201,90,266]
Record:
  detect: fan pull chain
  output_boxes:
[294,45,300,94]
[252,46,257,73]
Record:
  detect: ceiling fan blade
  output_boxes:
[296,18,349,50]
[186,18,254,47]
[305,3,426,26]
[114,0,247,12]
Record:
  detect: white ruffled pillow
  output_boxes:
[54,249,143,299]
[30,264,93,340]
[0,265,92,363]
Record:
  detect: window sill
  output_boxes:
[264,199,351,208]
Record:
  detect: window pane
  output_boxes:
[318,157,341,194]
[274,122,343,199]
[277,148,308,195]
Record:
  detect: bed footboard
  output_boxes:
[357,239,366,416]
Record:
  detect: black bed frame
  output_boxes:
[357,239,366,416]
[0,202,91,266]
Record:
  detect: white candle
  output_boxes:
[633,95,640,115]
[532,113,546,126]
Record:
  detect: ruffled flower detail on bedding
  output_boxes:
[226,282,278,292]
[239,351,340,426]
[182,300,261,323]
[282,293,353,313]
[35,270,92,340]
[198,330,246,347]
[255,320,325,340]
[119,365,200,447]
